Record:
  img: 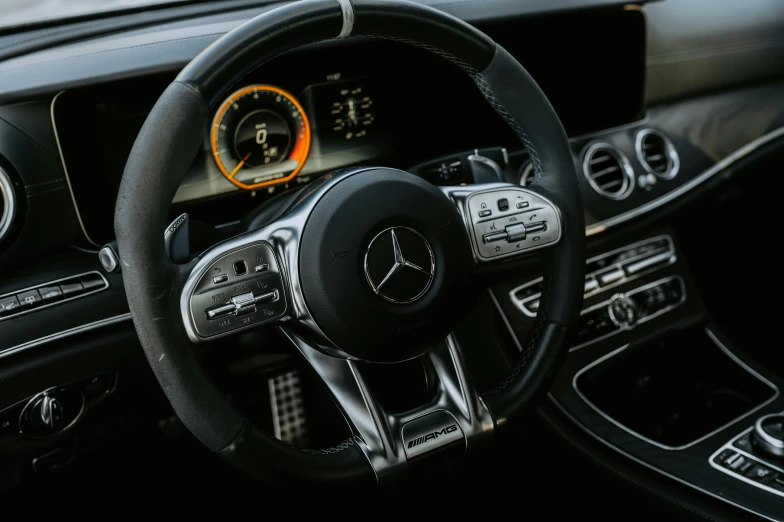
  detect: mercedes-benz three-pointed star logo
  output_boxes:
[364,227,435,304]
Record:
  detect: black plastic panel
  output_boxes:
[0,271,107,322]
[0,253,128,356]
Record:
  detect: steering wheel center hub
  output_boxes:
[299,168,475,362]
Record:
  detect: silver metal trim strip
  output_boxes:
[571,327,780,451]
[0,313,132,361]
[586,125,784,235]
[0,271,109,323]
[548,397,779,522]
[709,426,784,499]
[50,91,101,248]
[624,250,674,275]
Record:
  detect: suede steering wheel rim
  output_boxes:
[115,0,585,485]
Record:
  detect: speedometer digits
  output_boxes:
[211,85,311,190]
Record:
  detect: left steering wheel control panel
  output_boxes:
[187,242,286,339]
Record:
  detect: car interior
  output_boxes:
[1,0,784,519]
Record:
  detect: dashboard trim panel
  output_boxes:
[0,313,132,361]
[50,90,102,248]
[0,270,109,324]
[51,71,784,247]
[586,125,784,236]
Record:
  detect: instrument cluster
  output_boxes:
[174,75,388,202]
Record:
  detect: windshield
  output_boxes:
[0,0,191,30]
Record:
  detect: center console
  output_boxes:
[490,228,784,521]
[576,325,777,450]
[711,413,784,499]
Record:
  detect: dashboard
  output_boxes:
[48,9,644,245]
[0,0,782,287]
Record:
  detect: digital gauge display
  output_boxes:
[211,84,311,190]
[304,78,382,155]
[330,84,374,138]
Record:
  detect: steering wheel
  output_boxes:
[115,0,585,484]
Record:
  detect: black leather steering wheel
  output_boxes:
[115,0,585,485]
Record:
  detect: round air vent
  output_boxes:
[636,129,679,180]
[582,143,635,200]
[0,166,16,243]
[519,161,534,186]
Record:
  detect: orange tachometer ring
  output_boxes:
[210,84,311,190]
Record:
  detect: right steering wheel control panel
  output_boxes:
[466,188,561,260]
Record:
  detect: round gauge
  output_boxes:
[211,85,311,190]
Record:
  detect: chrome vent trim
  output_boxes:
[582,143,635,200]
[519,161,534,186]
[0,166,16,244]
[636,128,679,180]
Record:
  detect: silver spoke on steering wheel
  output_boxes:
[279,327,493,483]
[440,182,563,264]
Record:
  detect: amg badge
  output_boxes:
[407,424,458,449]
[401,411,465,459]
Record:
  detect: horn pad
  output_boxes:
[298,168,475,362]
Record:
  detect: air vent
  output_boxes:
[582,143,635,200]
[636,129,679,180]
[519,161,534,186]
[0,167,16,244]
